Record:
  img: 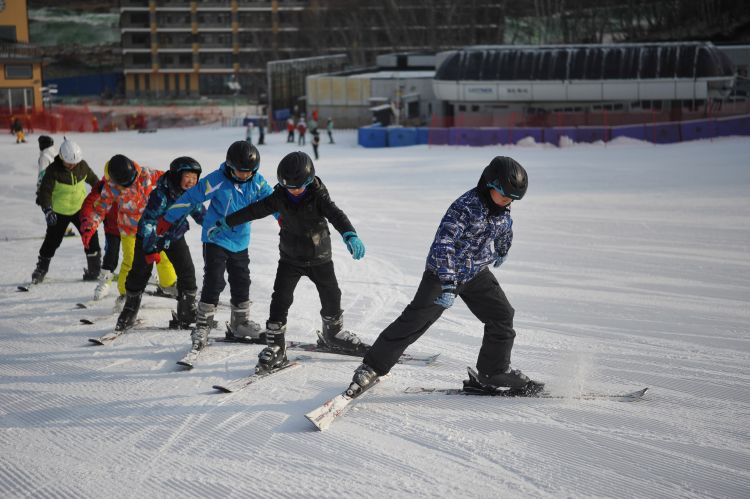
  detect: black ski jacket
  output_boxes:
[225,177,355,266]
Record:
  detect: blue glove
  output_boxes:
[43,207,57,226]
[434,285,456,309]
[207,218,231,242]
[342,231,365,260]
[493,254,507,268]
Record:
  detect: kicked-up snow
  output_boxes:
[0,127,748,498]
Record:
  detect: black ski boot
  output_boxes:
[82,251,101,281]
[346,363,379,398]
[115,291,142,331]
[472,367,545,395]
[256,321,287,373]
[190,302,215,350]
[31,256,51,284]
[318,312,369,355]
[170,289,197,329]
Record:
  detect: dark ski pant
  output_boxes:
[39,210,100,259]
[200,242,250,306]
[102,232,120,272]
[363,268,516,377]
[125,235,196,294]
[269,260,341,324]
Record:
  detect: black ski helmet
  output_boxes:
[482,156,528,200]
[38,135,53,151]
[226,141,260,173]
[277,151,315,188]
[108,154,137,187]
[169,156,202,178]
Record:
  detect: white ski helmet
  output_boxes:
[60,137,83,164]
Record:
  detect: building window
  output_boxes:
[0,25,17,43]
[5,64,33,79]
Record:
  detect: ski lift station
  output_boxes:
[302,42,748,146]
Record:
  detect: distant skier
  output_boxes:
[158,141,274,351]
[257,116,265,145]
[32,138,100,284]
[311,132,320,160]
[286,118,295,143]
[297,118,307,146]
[206,151,367,372]
[11,117,26,143]
[115,157,205,331]
[347,156,542,396]
[326,118,335,144]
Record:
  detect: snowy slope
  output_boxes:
[1,128,749,498]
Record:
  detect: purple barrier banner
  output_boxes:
[428,128,450,145]
[478,128,499,146]
[416,128,430,144]
[610,124,647,141]
[448,128,469,145]
[715,115,750,136]
[680,120,717,141]
[645,123,681,144]
[358,127,388,148]
[388,127,418,147]
[510,128,544,144]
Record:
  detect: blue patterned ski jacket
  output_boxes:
[425,188,513,287]
[164,163,274,252]
[138,174,206,254]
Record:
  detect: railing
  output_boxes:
[0,42,42,60]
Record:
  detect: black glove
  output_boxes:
[43,207,57,226]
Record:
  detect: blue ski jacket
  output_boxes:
[164,163,273,252]
[138,173,206,254]
[426,188,513,287]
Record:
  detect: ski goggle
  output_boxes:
[282,175,313,190]
[487,180,521,200]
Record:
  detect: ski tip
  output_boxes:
[76,303,88,309]
[304,414,327,431]
[17,286,30,292]
[212,385,232,393]
[80,319,95,325]
[88,338,105,345]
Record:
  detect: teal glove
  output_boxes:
[342,231,365,260]
[207,218,231,242]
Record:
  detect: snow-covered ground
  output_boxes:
[1,127,749,498]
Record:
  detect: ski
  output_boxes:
[305,377,384,431]
[287,334,439,366]
[404,367,647,401]
[17,282,36,292]
[212,360,302,393]
[403,385,648,401]
[88,319,144,345]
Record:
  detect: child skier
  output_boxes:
[115,157,205,331]
[80,166,121,300]
[347,156,542,396]
[80,154,177,303]
[32,138,101,284]
[206,151,366,373]
[158,141,273,351]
